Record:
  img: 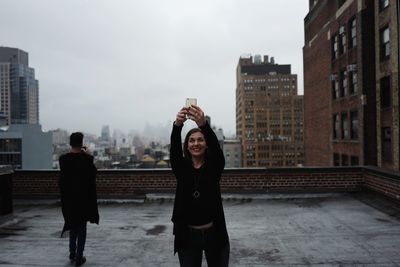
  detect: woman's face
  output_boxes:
[187,131,207,157]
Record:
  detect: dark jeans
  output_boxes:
[178,226,229,267]
[69,222,87,258]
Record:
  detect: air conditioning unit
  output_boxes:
[329,74,338,81]
[347,64,357,72]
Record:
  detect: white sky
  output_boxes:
[0,0,308,137]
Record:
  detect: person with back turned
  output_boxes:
[59,132,99,266]
[170,104,230,267]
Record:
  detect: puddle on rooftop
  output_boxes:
[290,197,327,208]
[146,225,166,236]
[119,225,138,231]
[375,217,390,223]
[0,225,28,238]
[235,248,281,262]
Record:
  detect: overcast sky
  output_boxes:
[0,0,308,137]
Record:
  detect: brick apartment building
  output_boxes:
[374,0,400,169]
[236,55,304,167]
[303,0,399,170]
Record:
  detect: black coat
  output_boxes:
[170,122,229,254]
[59,152,99,235]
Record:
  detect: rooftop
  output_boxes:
[1,192,400,266]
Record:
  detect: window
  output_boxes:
[341,154,349,166]
[350,110,358,140]
[351,156,359,166]
[380,27,390,59]
[334,153,340,166]
[348,18,356,48]
[380,0,389,10]
[340,70,347,97]
[349,70,357,95]
[341,112,348,139]
[380,76,391,108]
[339,26,346,55]
[332,34,338,60]
[332,77,339,99]
[381,127,392,162]
[333,114,339,139]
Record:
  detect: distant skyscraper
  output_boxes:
[236,55,304,167]
[0,47,39,125]
[101,125,111,141]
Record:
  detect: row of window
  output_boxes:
[0,139,22,152]
[243,78,295,84]
[331,17,356,60]
[333,127,393,164]
[332,2,390,62]
[333,111,358,140]
[331,69,358,99]
[333,154,359,166]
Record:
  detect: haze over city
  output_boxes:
[0,0,308,136]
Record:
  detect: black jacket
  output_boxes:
[170,122,229,254]
[59,152,99,235]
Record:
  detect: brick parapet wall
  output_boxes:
[363,167,400,201]
[12,167,366,198]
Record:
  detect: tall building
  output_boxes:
[303,0,399,170]
[374,0,399,170]
[0,47,39,125]
[236,55,304,167]
[101,125,111,141]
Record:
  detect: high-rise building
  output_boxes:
[101,125,111,141]
[303,0,399,170]
[374,0,399,170]
[236,55,304,167]
[0,47,39,125]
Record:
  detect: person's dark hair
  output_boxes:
[183,128,206,159]
[70,132,84,148]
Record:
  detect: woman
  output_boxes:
[170,104,229,267]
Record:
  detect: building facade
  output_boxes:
[304,0,399,171]
[223,139,242,168]
[236,55,304,167]
[374,0,400,170]
[0,47,39,125]
[0,124,52,169]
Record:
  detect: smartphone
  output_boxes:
[185,98,197,108]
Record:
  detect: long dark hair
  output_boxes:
[183,128,207,160]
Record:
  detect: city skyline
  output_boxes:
[0,0,308,135]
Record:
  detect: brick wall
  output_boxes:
[303,0,333,166]
[12,167,367,198]
[363,167,400,200]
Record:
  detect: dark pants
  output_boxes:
[69,222,87,258]
[178,226,229,267]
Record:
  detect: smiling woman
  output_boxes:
[170,104,229,267]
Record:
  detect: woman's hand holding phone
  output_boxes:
[175,107,188,126]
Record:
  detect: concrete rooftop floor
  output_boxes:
[1,192,400,267]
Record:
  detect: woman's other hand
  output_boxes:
[175,107,188,126]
